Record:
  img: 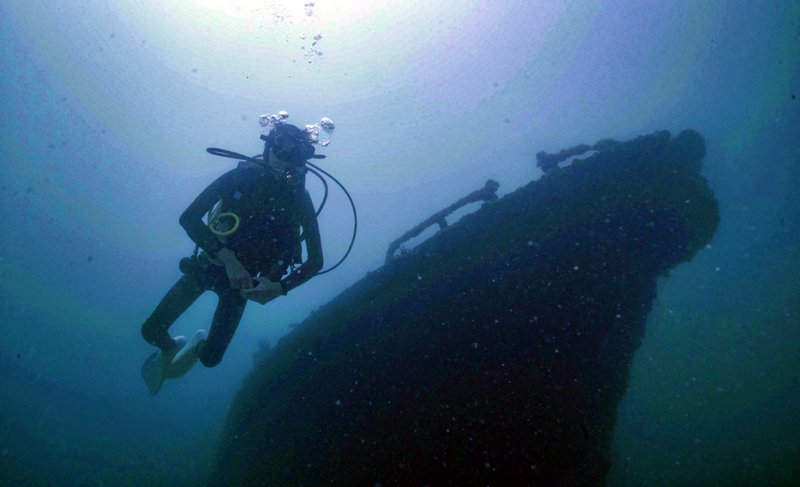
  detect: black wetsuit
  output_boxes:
[141,161,323,367]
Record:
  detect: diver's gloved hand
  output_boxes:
[240,278,283,305]
[216,248,254,290]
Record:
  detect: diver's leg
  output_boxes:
[141,274,205,353]
[197,276,248,367]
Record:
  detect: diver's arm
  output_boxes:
[279,191,324,295]
[179,169,239,257]
[216,248,253,289]
[179,168,254,289]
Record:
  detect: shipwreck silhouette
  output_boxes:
[209,129,719,486]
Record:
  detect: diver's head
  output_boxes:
[259,124,314,186]
[267,145,307,186]
[261,124,316,166]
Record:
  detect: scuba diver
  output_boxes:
[140,123,327,396]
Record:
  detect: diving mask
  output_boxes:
[268,147,307,186]
[271,133,314,165]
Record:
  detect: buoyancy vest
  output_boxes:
[210,161,307,276]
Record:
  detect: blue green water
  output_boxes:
[1,0,797,485]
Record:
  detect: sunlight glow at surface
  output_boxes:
[149,0,565,104]
[186,0,388,22]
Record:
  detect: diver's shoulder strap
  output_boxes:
[237,160,266,171]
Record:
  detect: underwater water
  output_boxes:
[0,0,797,485]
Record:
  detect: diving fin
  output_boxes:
[166,329,207,380]
[141,336,187,396]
